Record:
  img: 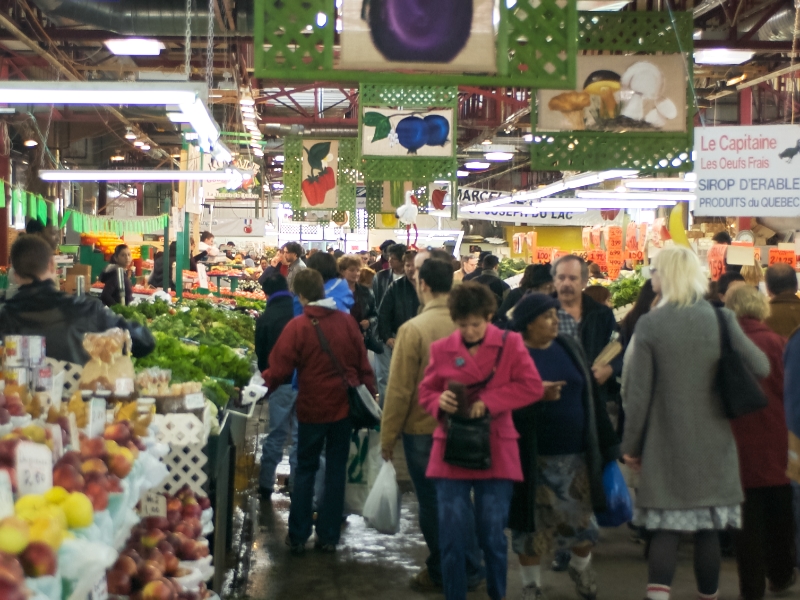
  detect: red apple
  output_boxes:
[0,552,24,586]
[0,580,25,600]
[113,555,138,578]
[19,542,57,577]
[85,481,109,511]
[143,548,165,572]
[172,522,194,539]
[142,577,177,600]
[166,497,182,513]
[55,451,82,471]
[80,437,107,460]
[107,568,132,595]
[122,548,142,568]
[138,561,162,584]
[156,540,174,556]
[109,452,133,478]
[107,475,123,493]
[53,464,84,493]
[183,517,202,539]
[141,529,166,550]
[81,457,108,476]
[198,497,211,510]
[181,502,202,520]
[162,550,179,576]
[103,422,132,446]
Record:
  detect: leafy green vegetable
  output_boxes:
[608,273,645,308]
[498,258,528,280]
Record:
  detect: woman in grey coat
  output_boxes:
[621,247,769,600]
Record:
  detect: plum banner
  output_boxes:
[361,108,454,158]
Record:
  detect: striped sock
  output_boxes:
[646,584,670,600]
[698,592,718,600]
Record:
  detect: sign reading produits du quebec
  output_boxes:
[694,125,800,217]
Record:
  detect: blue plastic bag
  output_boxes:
[595,461,633,527]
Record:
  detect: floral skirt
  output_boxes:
[511,453,599,557]
[633,504,742,532]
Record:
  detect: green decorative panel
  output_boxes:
[253,0,334,74]
[578,11,693,53]
[360,158,458,183]
[282,137,303,209]
[254,0,577,89]
[360,85,459,109]
[530,10,694,173]
[365,181,383,229]
[337,138,359,226]
[530,133,692,172]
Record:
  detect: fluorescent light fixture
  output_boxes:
[481,138,492,145]
[523,134,533,142]
[179,97,221,151]
[171,153,181,159]
[183,132,199,140]
[104,38,165,56]
[684,172,697,181]
[694,49,754,65]
[125,128,136,140]
[457,170,470,177]
[275,155,285,163]
[624,179,697,190]
[167,112,190,123]
[254,149,264,157]
[537,200,676,209]
[39,170,241,182]
[0,108,15,114]
[273,183,285,189]
[23,139,37,147]
[485,152,514,161]
[0,81,198,106]
[141,144,151,151]
[240,97,255,106]
[242,119,256,128]
[576,190,696,201]
[110,154,124,162]
[464,161,491,169]
[133,140,144,147]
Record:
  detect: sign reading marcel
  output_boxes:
[694,125,800,216]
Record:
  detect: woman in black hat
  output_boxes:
[507,293,620,600]
[494,264,555,327]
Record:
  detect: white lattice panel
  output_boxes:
[153,412,209,447]
[157,443,208,498]
[45,358,83,397]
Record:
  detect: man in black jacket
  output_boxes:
[372,243,406,308]
[255,273,298,499]
[473,254,510,306]
[463,251,492,282]
[0,235,155,365]
[376,250,420,399]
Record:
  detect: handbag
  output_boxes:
[311,318,382,430]
[443,332,508,470]
[713,307,768,419]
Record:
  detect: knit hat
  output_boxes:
[525,264,554,289]
[510,292,560,332]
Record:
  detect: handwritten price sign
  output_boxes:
[16,441,52,496]
[535,248,554,264]
[626,250,644,262]
[606,226,623,251]
[140,491,167,518]
[707,244,727,281]
[768,248,797,268]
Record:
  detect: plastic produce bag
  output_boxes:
[595,461,633,527]
[343,430,381,516]
[25,574,61,600]
[362,460,401,535]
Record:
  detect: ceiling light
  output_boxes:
[537,200,676,209]
[684,173,697,181]
[694,49,754,65]
[240,97,255,106]
[273,183,285,189]
[125,128,136,140]
[481,138,492,145]
[183,132,199,140]
[576,190,696,201]
[457,170,470,177]
[167,112,190,123]
[464,161,491,169]
[726,73,747,86]
[275,155,284,163]
[242,119,256,128]
[171,153,181,159]
[110,154,124,162]
[23,139,37,147]
[624,179,697,190]
[523,134,533,142]
[104,38,165,56]
[0,82,198,106]
[254,149,264,157]
[39,170,242,182]
[484,152,514,161]
[141,144,151,151]
[133,140,144,147]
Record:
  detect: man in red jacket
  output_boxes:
[264,269,376,555]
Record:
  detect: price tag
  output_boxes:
[88,573,108,600]
[184,393,205,410]
[115,378,134,398]
[140,491,167,518]
[535,247,553,264]
[707,244,727,282]
[47,424,63,460]
[0,471,14,520]
[87,399,106,438]
[626,250,644,262]
[15,441,53,496]
[768,248,797,268]
[68,413,79,451]
[626,221,639,252]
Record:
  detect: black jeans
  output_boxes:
[734,484,796,600]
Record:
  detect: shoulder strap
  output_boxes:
[467,331,509,390]
[310,317,350,388]
[713,306,731,352]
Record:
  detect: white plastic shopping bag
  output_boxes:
[362,460,401,535]
[343,429,381,515]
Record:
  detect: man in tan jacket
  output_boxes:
[765,264,800,338]
[381,256,483,592]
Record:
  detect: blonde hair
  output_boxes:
[740,258,765,288]
[337,254,362,273]
[653,247,707,308]
[725,285,770,321]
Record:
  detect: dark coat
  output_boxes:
[372,268,397,308]
[377,276,420,343]
[509,334,620,533]
[352,283,382,353]
[495,287,527,326]
[255,292,294,372]
[575,293,623,408]
[766,292,800,338]
[99,264,133,307]
[0,279,155,365]
[474,270,510,307]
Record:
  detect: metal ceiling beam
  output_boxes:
[738,2,786,42]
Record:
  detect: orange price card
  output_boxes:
[525,232,537,253]
[768,248,797,268]
[707,244,727,282]
[626,250,644,263]
[591,226,602,249]
[608,248,624,265]
[512,233,524,254]
[582,228,592,251]
[626,222,639,252]
[607,226,623,252]
[535,247,554,264]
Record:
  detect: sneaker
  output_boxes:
[568,564,597,600]
[284,534,305,556]
[769,570,797,595]
[409,569,442,592]
[551,550,570,572]
[314,541,337,553]
[522,583,545,599]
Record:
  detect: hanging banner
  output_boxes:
[203,156,261,202]
[537,55,687,133]
[299,140,339,209]
[693,124,800,217]
[361,108,454,158]
[199,218,268,238]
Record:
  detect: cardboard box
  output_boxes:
[64,265,91,294]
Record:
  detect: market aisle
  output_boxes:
[234,451,800,600]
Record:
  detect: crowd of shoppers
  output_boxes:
[250,236,800,600]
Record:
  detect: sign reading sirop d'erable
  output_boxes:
[694,125,800,217]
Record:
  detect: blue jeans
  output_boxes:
[289,417,352,546]
[375,343,393,402]
[403,434,483,586]
[259,384,298,491]
[434,478,514,600]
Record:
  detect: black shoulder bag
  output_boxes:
[713,307,768,419]
[443,332,508,470]
[310,318,382,430]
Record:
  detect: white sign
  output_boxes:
[184,393,205,410]
[0,471,14,520]
[140,491,167,518]
[47,424,63,460]
[694,125,800,216]
[88,574,108,600]
[87,399,106,438]
[16,442,53,496]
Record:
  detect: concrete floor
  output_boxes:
[228,409,800,600]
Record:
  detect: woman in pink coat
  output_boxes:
[419,283,544,600]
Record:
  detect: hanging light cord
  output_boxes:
[184,0,193,79]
